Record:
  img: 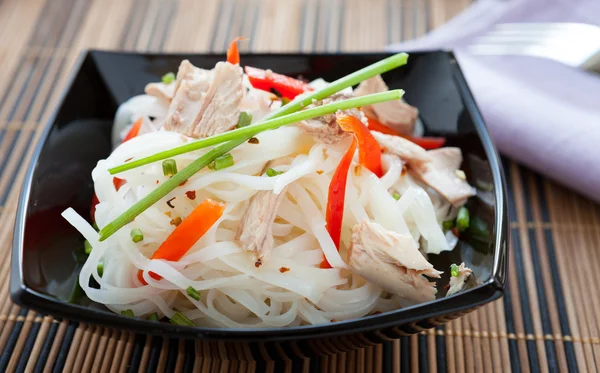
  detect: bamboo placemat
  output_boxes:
[1,0,598,371]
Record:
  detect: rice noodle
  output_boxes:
[64,85,459,327]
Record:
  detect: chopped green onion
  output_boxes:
[208,153,234,171]
[162,159,178,176]
[84,240,93,254]
[108,52,409,175]
[456,207,470,232]
[147,313,159,321]
[186,286,201,301]
[237,112,252,128]
[266,168,283,177]
[162,72,175,84]
[469,216,490,239]
[92,222,99,231]
[169,311,195,326]
[97,262,104,277]
[442,220,455,231]
[130,228,144,243]
[392,193,401,201]
[121,309,135,317]
[450,264,460,277]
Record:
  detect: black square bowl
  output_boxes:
[11,50,508,359]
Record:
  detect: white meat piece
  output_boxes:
[236,188,288,265]
[371,130,430,167]
[348,220,442,307]
[354,75,418,135]
[164,60,243,138]
[296,94,363,144]
[410,147,476,206]
[447,263,473,296]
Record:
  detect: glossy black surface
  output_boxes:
[11,51,508,350]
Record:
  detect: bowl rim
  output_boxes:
[10,49,508,341]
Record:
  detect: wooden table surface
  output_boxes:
[0,0,598,372]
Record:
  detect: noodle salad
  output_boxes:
[62,40,478,328]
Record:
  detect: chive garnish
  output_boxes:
[147,312,159,321]
[456,207,470,232]
[108,91,402,176]
[84,240,93,254]
[162,72,175,84]
[450,264,460,277]
[208,153,234,171]
[130,228,144,243]
[169,312,195,326]
[121,309,135,317]
[162,159,177,176]
[99,93,403,241]
[392,192,400,201]
[99,54,410,241]
[237,112,252,128]
[442,220,455,231]
[108,52,409,175]
[266,168,283,177]
[186,286,201,301]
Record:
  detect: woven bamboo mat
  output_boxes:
[1,0,599,371]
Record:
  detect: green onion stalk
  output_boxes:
[99,53,409,241]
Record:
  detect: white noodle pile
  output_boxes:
[62,93,454,328]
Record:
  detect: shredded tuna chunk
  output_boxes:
[354,75,418,135]
[164,60,243,138]
[371,130,430,167]
[297,94,362,144]
[236,187,288,265]
[447,263,473,296]
[410,147,476,206]
[145,82,176,102]
[348,220,441,307]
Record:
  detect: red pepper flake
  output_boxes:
[179,180,187,187]
[125,157,133,162]
[445,284,450,290]
[354,165,362,176]
[170,217,182,226]
[279,267,290,273]
[185,190,197,200]
[167,197,176,208]
[254,259,262,268]
[156,180,160,184]
[248,137,259,144]
[401,165,408,176]
[316,170,324,175]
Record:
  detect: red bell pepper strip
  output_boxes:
[321,138,358,269]
[337,113,383,178]
[138,199,225,285]
[244,66,313,100]
[226,37,246,65]
[122,117,143,143]
[366,117,446,150]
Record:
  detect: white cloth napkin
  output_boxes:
[387,0,600,203]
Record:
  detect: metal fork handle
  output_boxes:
[581,50,600,74]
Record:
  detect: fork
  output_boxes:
[469,23,600,73]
